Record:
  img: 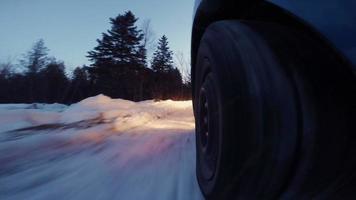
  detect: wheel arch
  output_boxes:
[191,0,352,99]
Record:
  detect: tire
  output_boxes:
[193,20,356,199]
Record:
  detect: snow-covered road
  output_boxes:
[0,95,204,200]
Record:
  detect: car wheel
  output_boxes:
[194,20,355,199]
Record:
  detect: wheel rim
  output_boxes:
[197,77,219,181]
[199,88,209,150]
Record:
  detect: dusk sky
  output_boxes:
[0,0,194,70]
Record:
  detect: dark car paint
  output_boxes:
[267,0,356,68]
[192,1,356,198]
[192,0,356,71]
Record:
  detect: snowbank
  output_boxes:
[61,94,194,132]
[0,95,203,200]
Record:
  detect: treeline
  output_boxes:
[0,11,191,104]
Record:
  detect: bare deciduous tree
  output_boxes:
[0,61,14,78]
[141,19,156,54]
[20,39,49,74]
[175,51,191,85]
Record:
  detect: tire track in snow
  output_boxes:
[0,95,204,200]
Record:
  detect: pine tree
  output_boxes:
[73,67,89,82]
[87,11,147,99]
[151,35,185,99]
[69,66,90,102]
[87,11,145,67]
[40,61,69,103]
[151,35,174,73]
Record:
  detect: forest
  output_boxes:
[0,11,191,104]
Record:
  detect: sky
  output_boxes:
[0,0,194,71]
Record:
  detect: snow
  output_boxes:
[0,95,204,200]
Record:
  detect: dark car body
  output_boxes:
[191,1,356,199]
[192,0,356,75]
